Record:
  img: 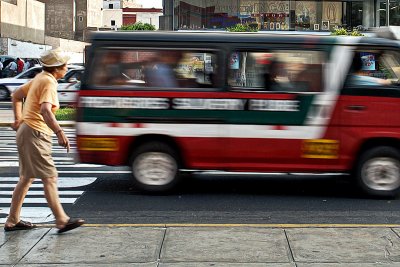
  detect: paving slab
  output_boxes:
[160,263,295,267]
[21,227,165,265]
[16,264,157,267]
[286,228,400,263]
[298,263,400,267]
[0,228,49,265]
[161,227,291,263]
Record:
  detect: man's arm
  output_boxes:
[11,88,26,131]
[40,102,70,152]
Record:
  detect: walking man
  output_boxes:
[4,48,84,233]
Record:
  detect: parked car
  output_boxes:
[0,66,42,100]
[58,68,83,106]
[0,55,17,67]
[0,65,83,101]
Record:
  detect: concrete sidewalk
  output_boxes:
[1,225,400,266]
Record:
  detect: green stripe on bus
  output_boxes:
[79,95,315,125]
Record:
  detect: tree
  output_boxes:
[120,22,156,31]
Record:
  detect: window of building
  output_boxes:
[111,20,116,26]
[172,0,374,31]
[90,49,218,89]
[378,0,400,27]
[109,4,114,9]
[228,50,325,93]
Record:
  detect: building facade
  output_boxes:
[123,8,163,28]
[122,0,141,8]
[161,0,400,31]
[102,0,123,29]
[37,0,103,41]
[0,0,51,57]
[103,0,122,9]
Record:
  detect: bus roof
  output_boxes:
[89,31,399,48]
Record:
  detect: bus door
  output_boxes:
[339,47,400,164]
[224,47,341,172]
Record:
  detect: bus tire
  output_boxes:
[356,146,400,198]
[130,142,180,193]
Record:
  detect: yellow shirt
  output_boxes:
[20,71,59,136]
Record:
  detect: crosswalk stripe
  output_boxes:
[0,190,84,195]
[0,207,55,223]
[0,198,78,204]
[58,170,131,173]
[0,156,75,160]
[0,177,97,187]
[0,162,104,167]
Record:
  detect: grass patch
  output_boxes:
[56,107,76,121]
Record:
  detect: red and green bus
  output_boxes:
[76,31,400,197]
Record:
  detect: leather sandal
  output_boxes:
[4,220,36,232]
[57,218,85,234]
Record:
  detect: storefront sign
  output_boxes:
[255,1,290,13]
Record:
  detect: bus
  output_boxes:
[76,31,400,197]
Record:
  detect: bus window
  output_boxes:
[345,50,400,87]
[89,48,218,89]
[228,50,325,92]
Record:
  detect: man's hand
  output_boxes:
[56,131,70,153]
[11,120,22,131]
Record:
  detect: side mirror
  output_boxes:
[68,77,78,83]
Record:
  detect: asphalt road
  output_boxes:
[0,126,399,225]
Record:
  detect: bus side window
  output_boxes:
[344,50,400,88]
[228,50,325,93]
[90,49,218,89]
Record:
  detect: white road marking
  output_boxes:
[0,198,78,204]
[58,170,131,174]
[0,207,55,223]
[0,177,97,223]
[0,190,84,195]
[0,162,104,167]
[0,156,75,160]
[0,177,97,187]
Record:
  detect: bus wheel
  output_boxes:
[130,142,180,193]
[356,146,400,197]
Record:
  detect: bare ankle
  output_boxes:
[5,217,18,226]
[56,217,70,228]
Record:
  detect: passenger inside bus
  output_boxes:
[263,60,294,91]
[346,52,391,87]
[143,50,183,88]
[95,51,127,86]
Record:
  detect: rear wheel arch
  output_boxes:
[353,138,400,168]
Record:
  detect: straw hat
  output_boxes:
[39,47,70,67]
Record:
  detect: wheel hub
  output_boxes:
[133,152,177,186]
[362,157,400,191]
